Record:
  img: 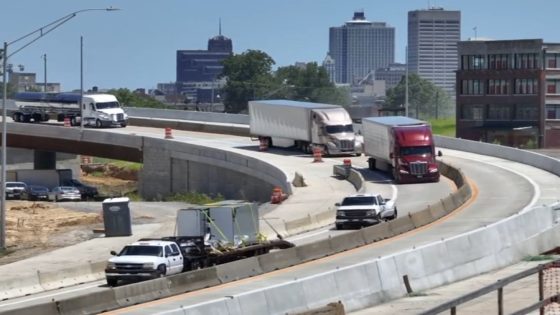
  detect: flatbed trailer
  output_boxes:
[140,237,295,271]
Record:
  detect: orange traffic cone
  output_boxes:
[63,117,71,127]
[259,137,268,151]
[164,127,173,139]
[271,187,286,204]
[312,147,323,163]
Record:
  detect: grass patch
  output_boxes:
[523,255,555,262]
[429,118,456,137]
[165,192,224,204]
[90,171,106,177]
[124,191,143,202]
[91,157,143,172]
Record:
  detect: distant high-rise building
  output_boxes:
[322,53,336,83]
[176,21,233,103]
[375,63,406,90]
[329,11,395,85]
[408,7,461,97]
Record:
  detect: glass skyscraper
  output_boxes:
[408,8,461,97]
[329,11,395,84]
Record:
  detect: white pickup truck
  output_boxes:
[105,240,185,287]
[334,193,397,230]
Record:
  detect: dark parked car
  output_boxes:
[52,186,82,202]
[21,185,50,201]
[62,179,98,199]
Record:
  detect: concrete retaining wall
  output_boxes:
[125,107,250,125]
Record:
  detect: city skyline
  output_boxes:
[0,0,558,91]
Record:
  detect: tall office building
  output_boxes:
[329,11,395,85]
[408,7,461,97]
[176,22,233,103]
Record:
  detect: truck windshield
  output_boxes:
[400,146,432,156]
[325,124,354,134]
[95,101,120,109]
[341,196,377,206]
[119,245,163,257]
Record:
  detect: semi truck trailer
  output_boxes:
[363,116,441,183]
[249,99,362,155]
[10,92,128,128]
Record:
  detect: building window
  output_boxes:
[547,80,560,94]
[546,104,560,119]
[487,104,511,120]
[488,79,510,95]
[461,55,486,70]
[489,54,510,70]
[460,80,484,95]
[460,104,484,120]
[546,53,560,69]
[514,79,538,95]
[514,53,539,69]
[515,104,538,120]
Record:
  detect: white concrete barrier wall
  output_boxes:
[177,204,559,315]
[124,107,250,125]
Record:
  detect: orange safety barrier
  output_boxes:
[270,187,287,204]
[63,117,71,127]
[259,137,268,151]
[164,127,173,139]
[81,156,92,164]
[312,147,323,163]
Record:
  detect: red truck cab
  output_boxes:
[391,124,441,183]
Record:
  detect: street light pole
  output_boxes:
[80,36,83,130]
[1,43,7,249]
[405,45,409,117]
[43,53,47,92]
[0,7,119,250]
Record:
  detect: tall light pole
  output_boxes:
[405,45,409,117]
[0,7,119,250]
[80,36,84,130]
[42,54,47,92]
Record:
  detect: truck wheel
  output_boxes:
[335,223,343,230]
[120,122,127,127]
[106,278,118,287]
[96,119,103,128]
[70,117,77,126]
[157,265,167,278]
[12,113,20,122]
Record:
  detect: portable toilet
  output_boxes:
[102,197,132,237]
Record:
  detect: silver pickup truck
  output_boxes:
[335,193,397,230]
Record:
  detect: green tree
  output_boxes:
[386,74,453,119]
[221,50,275,113]
[108,88,167,108]
[274,62,350,105]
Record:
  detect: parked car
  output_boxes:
[51,186,82,201]
[21,185,50,201]
[61,179,98,199]
[5,182,28,199]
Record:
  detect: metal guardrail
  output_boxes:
[420,259,560,315]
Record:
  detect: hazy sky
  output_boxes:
[1,0,557,91]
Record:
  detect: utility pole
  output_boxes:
[435,90,439,119]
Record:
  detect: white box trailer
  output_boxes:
[249,100,361,155]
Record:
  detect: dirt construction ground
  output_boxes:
[0,163,143,265]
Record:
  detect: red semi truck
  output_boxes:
[362,116,441,183]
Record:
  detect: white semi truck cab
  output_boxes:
[81,94,128,127]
